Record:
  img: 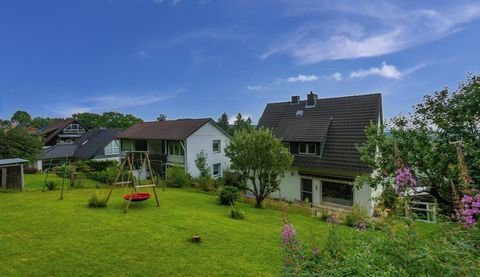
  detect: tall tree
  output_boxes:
[73,113,102,129]
[225,128,293,208]
[30,117,55,128]
[217,112,229,132]
[10,110,31,126]
[74,112,142,129]
[231,112,253,134]
[0,127,42,161]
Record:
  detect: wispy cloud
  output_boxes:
[246,85,268,91]
[261,2,480,63]
[50,91,179,117]
[286,74,318,83]
[350,61,428,80]
[324,72,343,81]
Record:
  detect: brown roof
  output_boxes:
[258,93,382,173]
[116,118,216,140]
[36,118,84,145]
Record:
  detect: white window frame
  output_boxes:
[212,163,221,177]
[212,140,221,153]
[105,140,120,156]
[298,143,316,155]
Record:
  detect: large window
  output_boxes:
[63,124,85,133]
[168,142,184,156]
[105,140,120,155]
[299,143,316,155]
[321,181,353,206]
[135,140,147,151]
[212,163,221,177]
[212,140,221,153]
[301,178,313,202]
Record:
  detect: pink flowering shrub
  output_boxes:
[458,193,480,227]
[395,167,416,193]
[281,224,304,268]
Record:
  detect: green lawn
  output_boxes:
[24,173,107,191]
[1,180,443,276]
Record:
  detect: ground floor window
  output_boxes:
[301,178,313,202]
[321,181,353,206]
[212,163,221,177]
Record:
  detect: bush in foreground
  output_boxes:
[219,186,239,206]
[88,194,107,208]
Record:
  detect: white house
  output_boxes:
[258,92,383,216]
[116,118,231,178]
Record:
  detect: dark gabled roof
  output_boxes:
[116,118,218,140]
[258,93,382,173]
[36,118,85,145]
[39,128,122,160]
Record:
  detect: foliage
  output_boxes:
[157,113,167,121]
[0,126,42,161]
[344,204,369,228]
[229,112,254,135]
[225,127,293,208]
[87,166,121,185]
[194,150,210,179]
[87,193,107,208]
[222,170,242,187]
[217,112,230,132]
[356,73,480,216]
[198,176,214,191]
[23,167,38,174]
[52,164,74,178]
[10,110,32,125]
[282,218,480,276]
[73,112,143,129]
[166,166,190,187]
[230,205,245,220]
[30,116,55,128]
[219,186,239,206]
[81,160,118,172]
[45,181,56,190]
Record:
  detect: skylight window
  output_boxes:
[296,110,304,117]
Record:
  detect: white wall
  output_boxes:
[185,122,230,177]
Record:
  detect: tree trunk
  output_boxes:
[255,197,263,208]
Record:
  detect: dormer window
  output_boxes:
[299,143,316,155]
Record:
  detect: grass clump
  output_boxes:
[87,193,107,208]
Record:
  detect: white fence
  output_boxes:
[409,201,437,223]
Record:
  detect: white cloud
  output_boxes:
[350,62,402,79]
[286,74,318,83]
[261,2,480,63]
[228,113,253,125]
[324,72,343,81]
[246,85,268,91]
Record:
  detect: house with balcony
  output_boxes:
[36,118,87,147]
[258,92,383,215]
[116,118,231,178]
[35,128,122,171]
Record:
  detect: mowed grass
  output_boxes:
[0,187,343,276]
[24,173,106,190]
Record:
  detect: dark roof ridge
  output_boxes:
[267,92,381,105]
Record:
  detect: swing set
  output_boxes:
[105,151,160,213]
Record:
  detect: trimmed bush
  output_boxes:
[166,166,189,188]
[219,186,239,206]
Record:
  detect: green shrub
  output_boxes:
[52,165,74,178]
[344,203,368,228]
[46,181,56,190]
[166,166,189,187]
[219,186,239,206]
[84,160,118,172]
[230,205,245,220]
[223,170,242,187]
[198,176,214,191]
[318,208,329,221]
[87,194,107,208]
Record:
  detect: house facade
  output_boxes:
[116,118,231,178]
[35,128,122,171]
[36,118,87,147]
[258,92,383,215]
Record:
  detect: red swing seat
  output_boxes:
[123,192,151,202]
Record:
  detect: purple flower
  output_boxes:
[395,167,417,193]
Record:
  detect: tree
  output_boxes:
[195,150,210,179]
[73,113,102,129]
[225,128,293,208]
[231,112,254,135]
[356,73,480,215]
[30,117,55,128]
[217,112,229,132]
[157,114,167,121]
[10,110,31,126]
[0,127,42,161]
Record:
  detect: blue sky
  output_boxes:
[1,0,479,123]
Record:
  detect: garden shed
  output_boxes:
[0,158,28,191]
